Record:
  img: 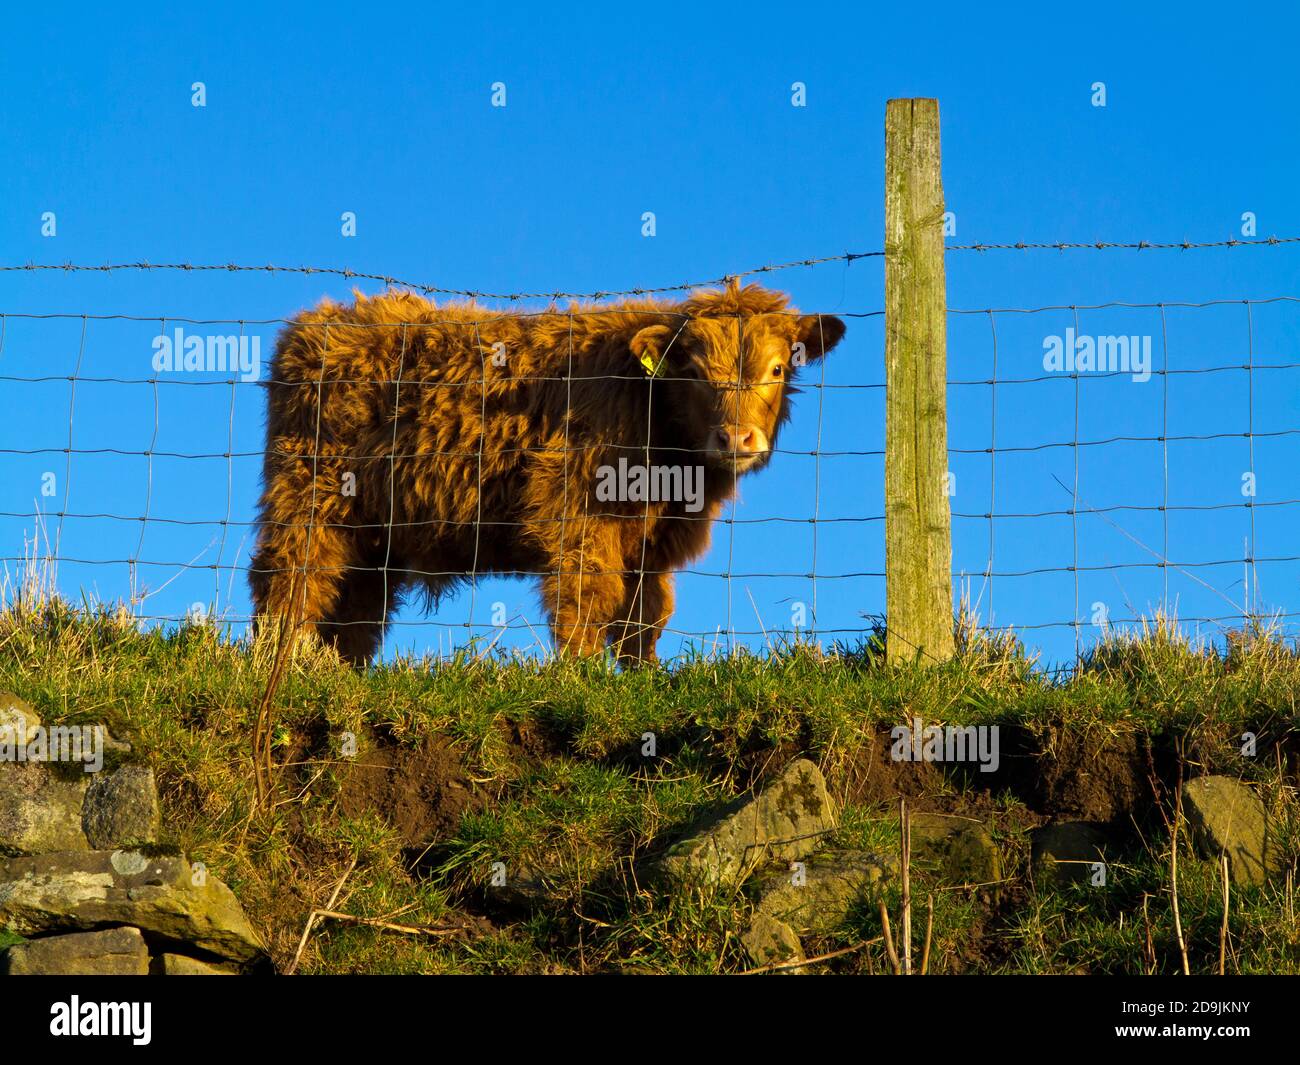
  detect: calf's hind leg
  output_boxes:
[316,564,404,665]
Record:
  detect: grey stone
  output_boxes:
[741,913,806,973]
[910,813,1001,885]
[82,764,160,849]
[1031,822,1112,885]
[159,953,238,975]
[0,849,265,962]
[1181,775,1280,887]
[751,850,893,934]
[482,857,551,912]
[0,692,41,747]
[656,759,836,886]
[3,925,148,975]
[0,762,90,854]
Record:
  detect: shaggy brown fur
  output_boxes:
[249,282,845,664]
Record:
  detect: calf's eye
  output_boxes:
[772,365,784,379]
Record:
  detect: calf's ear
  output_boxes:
[794,314,846,362]
[629,323,675,377]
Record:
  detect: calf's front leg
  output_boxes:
[608,569,674,666]
[540,539,627,659]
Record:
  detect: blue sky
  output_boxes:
[1,1,1296,669]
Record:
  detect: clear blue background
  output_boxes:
[1,1,1296,670]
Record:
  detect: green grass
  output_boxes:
[1,595,1298,974]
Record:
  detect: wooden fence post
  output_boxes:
[884,98,954,665]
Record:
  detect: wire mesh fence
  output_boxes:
[1,241,1297,668]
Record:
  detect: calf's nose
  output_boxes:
[716,425,763,454]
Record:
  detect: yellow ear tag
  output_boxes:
[638,350,663,377]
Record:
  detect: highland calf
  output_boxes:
[250,282,845,664]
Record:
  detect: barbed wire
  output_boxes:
[2,234,1297,302]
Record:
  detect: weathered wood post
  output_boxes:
[884,98,954,665]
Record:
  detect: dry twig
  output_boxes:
[1170,784,1191,976]
[900,798,912,976]
[287,855,357,976]
[879,899,900,975]
[737,938,882,976]
[1218,852,1230,976]
[921,893,934,975]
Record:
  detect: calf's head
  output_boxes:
[630,284,846,474]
